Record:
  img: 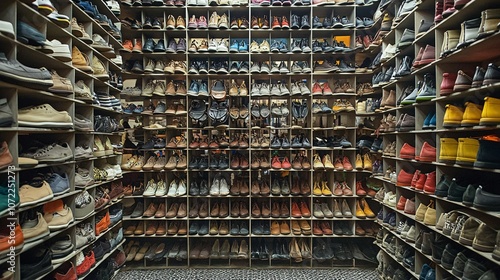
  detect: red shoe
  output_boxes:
[410,170,421,189]
[322,82,333,95]
[281,156,292,169]
[271,156,282,169]
[342,156,353,171]
[396,169,413,187]
[396,196,407,210]
[400,143,415,159]
[417,142,436,162]
[291,202,301,218]
[281,16,289,29]
[356,181,366,196]
[415,172,427,191]
[271,16,281,29]
[440,72,457,96]
[312,82,322,95]
[423,171,436,194]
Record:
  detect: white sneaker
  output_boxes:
[32,0,55,14]
[187,0,197,5]
[176,179,187,196]
[167,180,177,196]
[219,177,229,196]
[106,0,120,14]
[210,177,220,195]
[112,164,122,176]
[198,0,208,4]
[155,180,166,196]
[143,179,157,196]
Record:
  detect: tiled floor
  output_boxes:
[114,268,379,280]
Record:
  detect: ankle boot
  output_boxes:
[440,29,460,58]
[456,18,481,49]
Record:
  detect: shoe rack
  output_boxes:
[368,0,500,279]
[0,0,125,279]
[119,0,382,269]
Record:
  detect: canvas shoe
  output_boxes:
[143,179,157,196]
[21,212,50,243]
[42,199,74,230]
[32,143,73,162]
[18,103,72,128]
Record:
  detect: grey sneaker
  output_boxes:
[0,52,53,86]
[74,80,93,100]
[46,173,70,195]
[74,114,93,131]
[74,145,92,159]
[76,223,95,248]
[75,190,94,220]
[75,167,94,188]
[32,143,73,162]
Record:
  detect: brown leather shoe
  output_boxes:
[300,201,311,217]
[125,224,136,235]
[240,201,249,217]
[210,221,219,235]
[177,202,187,218]
[251,202,261,217]
[178,221,187,235]
[355,224,366,235]
[291,220,301,235]
[313,222,323,236]
[291,202,301,218]
[166,202,179,218]
[240,181,249,195]
[167,221,179,235]
[291,179,300,195]
[261,202,271,217]
[300,220,311,235]
[219,202,229,217]
[271,221,280,235]
[230,181,240,195]
[260,181,270,195]
[155,203,166,218]
[156,222,166,235]
[199,200,208,218]
[251,181,260,195]
[189,201,199,218]
[280,221,291,235]
[231,201,240,217]
[271,202,280,218]
[210,202,220,217]
[134,221,144,235]
[146,221,158,235]
[280,202,290,217]
[320,221,333,235]
[143,202,158,217]
[219,221,229,235]
[300,180,311,195]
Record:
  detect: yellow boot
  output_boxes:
[361,198,375,218]
[443,104,464,128]
[439,138,458,163]
[456,138,479,165]
[355,154,363,169]
[321,181,332,196]
[363,154,372,170]
[461,102,483,127]
[313,182,322,196]
[355,200,366,219]
[480,97,500,125]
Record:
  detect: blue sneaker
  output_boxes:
[133,105,143,114]
[229,40,239,52]
[199,81,209,96]
[239,41,248,52]
[187,80,199,96]
[47,173,70,195]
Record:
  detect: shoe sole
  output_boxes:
[37,154,73,163]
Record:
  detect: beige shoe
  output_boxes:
[104,137,113,155]
[93,137,105,157]
[164,155,177,170]
[239,81,248,96]
[18,103,72,128]
[21,212,50,242]
[176,16,186,29]
[250,40,259,52]
[130,155,145,171]
[91,56,109,80]
[74,80,92,100]
[259,40,270,52]
[43,201,74,230]
[19,181,53,206]
[72,46,93,72]
[322,154,334,169]
[165,81,176,95]
[177,154,187,169]
[313,154,324,169]
[208,12,219,28]
[219,13,229,28]
[229,79,239,96]
[71,18,93,43]
[48,71,73,94]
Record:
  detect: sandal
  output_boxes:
[239,104,249,119]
